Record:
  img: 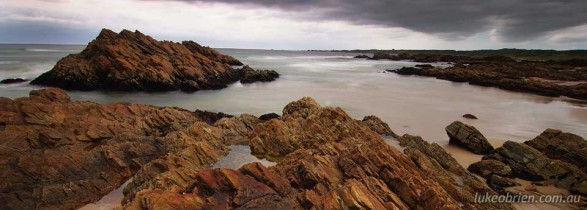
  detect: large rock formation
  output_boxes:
[30,29,277,92]
[446,121,494,155]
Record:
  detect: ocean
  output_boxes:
[1,44,586,144]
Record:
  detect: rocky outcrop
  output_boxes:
[482,141,587,195]
[0,78,28,84]
[390,60,587,100]
[124,97,513,210]
[526,128,587,173]
[446,121,494,154]
[468,160,512,178]
[238,65,279,84]
[30,29,276,92]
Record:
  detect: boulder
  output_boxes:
[446,121,494,154]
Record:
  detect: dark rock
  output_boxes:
[484,141,587,194]
[238,65,279,84]
[526,128,587,172]
[415,64,434,68]
[194,109,233,125]
[353,54,369,58]
[0,78,28,84]
[30,29,246,92]
[462,113,478,119]
[258,113,280,121]
[445,121,494,154]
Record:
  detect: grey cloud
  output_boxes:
[158,0,587,42]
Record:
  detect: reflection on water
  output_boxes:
[1,46,586,144]
[213,145,276,169]
[78,178,133,210]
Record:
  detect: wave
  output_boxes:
[0,61,20,65]
[23,48,79,53]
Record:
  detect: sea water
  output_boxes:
[1,44,586,144]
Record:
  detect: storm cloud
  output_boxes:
[156,0,587,42]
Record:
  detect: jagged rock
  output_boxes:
[525,128,587,172]
[258,113,280,121]
[238,65,279,84]
[468,160,512,178]
[462,113,478,119]
[358,115,398,137]
[0,78,28,84]
[0,88,211,209]
[483,141,587,194]
[30,29,276,92]
[446,121,494,154]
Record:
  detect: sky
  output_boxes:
[0,0,586,50]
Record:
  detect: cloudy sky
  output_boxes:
[1,0,586,50]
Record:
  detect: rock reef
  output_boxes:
[390,57,587,100]
[30,29,277,92]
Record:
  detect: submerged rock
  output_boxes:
[0,78,28,84]
[30,29,276,92]
[353,54,369,58]
[446,121,494,154]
